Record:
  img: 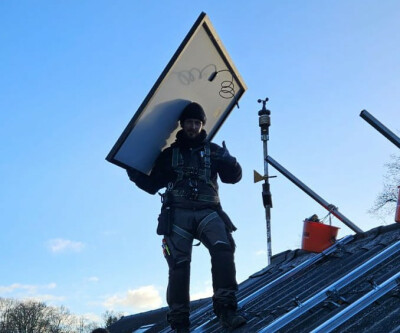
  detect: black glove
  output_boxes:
[213,141,237,165]
[126,167,140,182]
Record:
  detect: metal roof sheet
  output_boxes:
[109,222,400,333]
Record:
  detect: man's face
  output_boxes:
[183,118,203,139]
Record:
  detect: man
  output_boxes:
[127,102,246,332]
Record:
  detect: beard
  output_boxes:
[184,130,200,139]
[176,129,207,148]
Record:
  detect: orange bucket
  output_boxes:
[302,220,339,253]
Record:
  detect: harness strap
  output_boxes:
[172,224,193,240]
[172,147,184,183]
[169,190,220,203]
[196,211,219,238]
[170,143,217,193]
[172,147,178,168]
[203,143,211,184]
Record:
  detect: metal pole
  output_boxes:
[267,155,363,234]
[258,98,273,264]
[360,110,400,149]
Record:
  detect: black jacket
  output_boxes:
[129,130,242,208]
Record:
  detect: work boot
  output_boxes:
[219,308,247,329]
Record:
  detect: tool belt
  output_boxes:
[168,189,220,204]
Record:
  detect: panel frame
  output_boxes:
[106,12,247,173]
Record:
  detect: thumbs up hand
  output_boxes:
[212,141,236,165]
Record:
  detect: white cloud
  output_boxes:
[80,312,102,324]
[255,250,267,256]
[191,285,213,300]
[47,238,85,253]
[25,294,65,303]
[87,276,99,283]
[101,230,118,236]
[103,285,162,312]
[0,283,62,304]
[0,283,57,295]
[0,283,24,294]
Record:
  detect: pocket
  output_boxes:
[218,209,237,232]
[226,229,236,253]
[157,207,172,235]
[161,238,174,267]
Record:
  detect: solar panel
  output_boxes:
[106,12,247,174]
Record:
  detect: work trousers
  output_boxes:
[163,207,238,329]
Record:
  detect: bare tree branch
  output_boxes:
[370,154,400,216]
[0,298,99,333]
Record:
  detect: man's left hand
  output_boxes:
[213,141,236,164]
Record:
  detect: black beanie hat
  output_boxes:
[179,102,207,125]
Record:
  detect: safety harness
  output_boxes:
[171,211,221,241]
[167,143,219,204]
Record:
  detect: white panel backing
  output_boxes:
[106,12,246,174]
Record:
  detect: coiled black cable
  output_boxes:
[208,69,239,108]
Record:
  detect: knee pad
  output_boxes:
[175,260,190,270]
[205,230,236,254]
[210,242,233,256]
[167,255,191,270]
[163,237,192,269]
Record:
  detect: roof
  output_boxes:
[109,222,400,333]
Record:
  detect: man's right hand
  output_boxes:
[126,168,140,182]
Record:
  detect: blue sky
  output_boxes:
[1,0,399,324]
